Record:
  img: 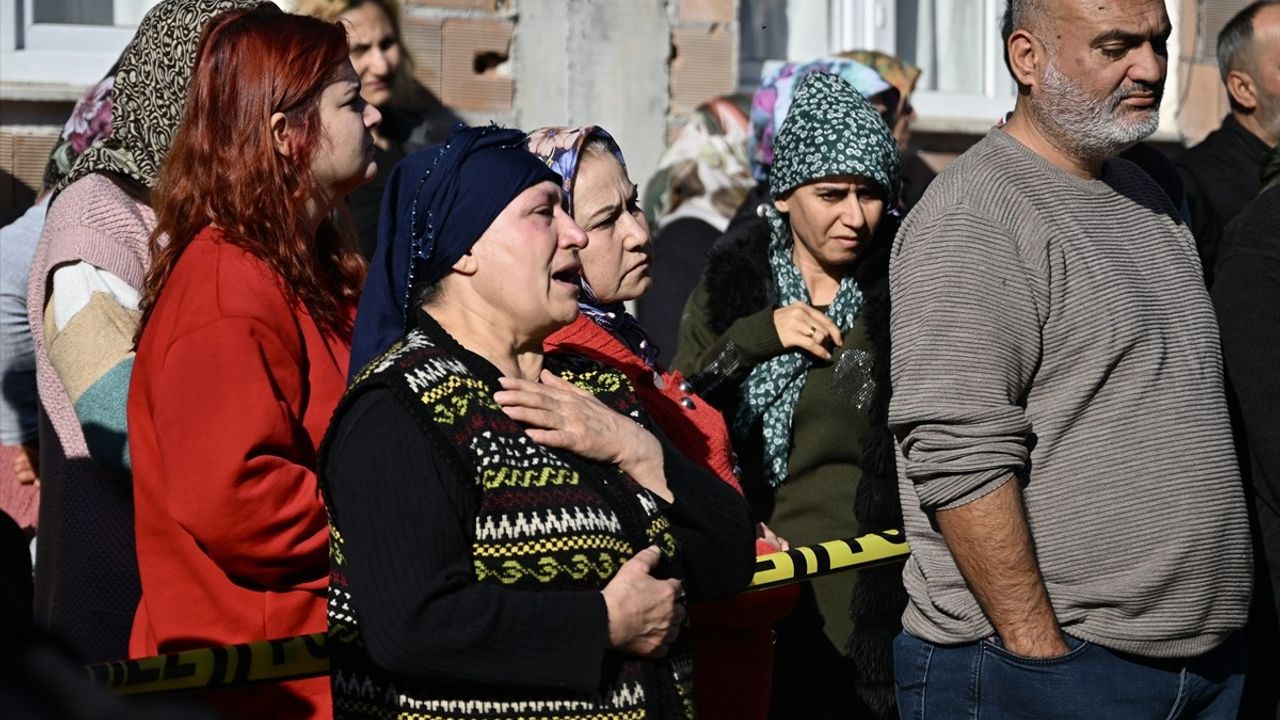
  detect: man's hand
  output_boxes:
[936,477,1069,658]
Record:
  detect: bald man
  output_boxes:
[1176,0,1280,287]
[889,1,1252,717]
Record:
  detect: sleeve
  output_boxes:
[1174,163,1215,278]
[671,281,784,403]
[0,231,38,445]
[888,207,1041,512]
[325,389,611,692]
[150,316,328,591]
[43,261,141,474]
[1214,234,1280,513]
[651,431,755,602]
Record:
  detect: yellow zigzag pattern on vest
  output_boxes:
[420,376,497,425]
[473,551,625,585]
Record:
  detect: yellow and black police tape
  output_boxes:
[85,529,909,696]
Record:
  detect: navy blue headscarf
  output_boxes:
[348,124,562,378]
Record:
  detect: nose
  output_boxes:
[619,209,651,251]
[1128,42,1166,87]
[368,47,389,78]
[841,194,867,229]
[557,208,589,249]
[365,103,382,131]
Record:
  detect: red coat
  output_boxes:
[545,315,797,720]
[128,227,350,719]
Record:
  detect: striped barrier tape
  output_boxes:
[85,529,910,695]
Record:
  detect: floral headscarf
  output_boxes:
[643,95,756,232]
[525,126,662,368]
[838,50,922,119]
[55,0,262,196]
[748,57,897,182]
[42,70,117,192]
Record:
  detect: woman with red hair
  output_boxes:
[127,5,378,717]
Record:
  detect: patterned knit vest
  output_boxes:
[321,324,695,720]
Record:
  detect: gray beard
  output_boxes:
[1029,60,1163,164]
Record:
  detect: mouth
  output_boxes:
[551,263,582,291]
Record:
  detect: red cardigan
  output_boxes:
[545,315,740,488]
[128,227,349,719]
[545,315,797,720]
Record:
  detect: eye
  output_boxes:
[1101,46,1128,60]
[379,37,398,52]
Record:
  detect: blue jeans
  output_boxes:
[894,629,1246,719]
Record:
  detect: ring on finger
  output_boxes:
[805,325,817,338]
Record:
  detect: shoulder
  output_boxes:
[703,217,773,332]
[1219,186,1280,260]
[172,227,294,325]
[47,173,151,235]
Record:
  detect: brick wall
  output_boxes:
[0,128,60,225]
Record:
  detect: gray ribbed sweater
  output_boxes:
[888,128,1252,658]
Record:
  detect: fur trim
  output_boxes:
[703,217,776,336]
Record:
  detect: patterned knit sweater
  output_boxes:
[321,316,754,719]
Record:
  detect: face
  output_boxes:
[773,175,885,272]
[310,62,382,203]
[572,151,652,303]
[1027,0,1170,160]
[466,181,590,340]
[341,1,402,107]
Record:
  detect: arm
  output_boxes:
[326,390,612,691]
[671,283,783,401]
[889,207,1064,657]
[493,373,755,601]
[43,262,139,475]
[672,282,836,403]
[651,431,755,602]
[148,317,328,591]
[935,479,1066,656]
[1214,239,1280,516]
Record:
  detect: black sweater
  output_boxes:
[324,385,754,692]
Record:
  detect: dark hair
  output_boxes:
[141,4,366,340]
[1219,1,1280,81]
[1000,0,1052,91]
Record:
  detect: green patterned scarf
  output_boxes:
[734,71,900,487]
[735,209,864,486]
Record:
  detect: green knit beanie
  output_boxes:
[769,71,901,206]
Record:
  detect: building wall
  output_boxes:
[0,0,743,219]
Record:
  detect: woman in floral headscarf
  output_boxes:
[636,96,757,368]
[674,72,906,719]
[526,126,798,720]
[26,0,260,665]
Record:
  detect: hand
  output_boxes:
[495,370,671,500]
[999,627,1071,659]
[13,441,39,486]
[601,546,686,657]
[773,304,843,361]
[756,522,790,551]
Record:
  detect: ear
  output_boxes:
[773,196,790,214]
[1007,28,1044,90]
[270,111,292,158]
[1226,69,1259,111]
[450,250,479,277]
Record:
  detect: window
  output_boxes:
[739,0,1019,130]
[1,1,160,96]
